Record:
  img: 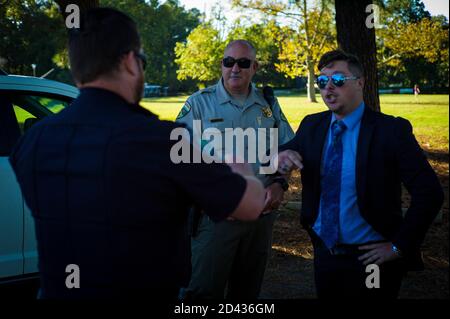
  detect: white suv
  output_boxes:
[0,73,78,283]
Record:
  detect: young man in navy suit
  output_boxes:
[277,50,443,299]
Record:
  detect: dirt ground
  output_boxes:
[260,149,449,299]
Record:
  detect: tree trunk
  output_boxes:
[335,0,380,111]
[307,59,317,103]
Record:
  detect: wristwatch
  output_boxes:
[391,244,403,257]
[272,177,289,191]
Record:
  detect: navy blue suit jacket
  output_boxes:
[280,106,443,270]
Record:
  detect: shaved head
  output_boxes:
[224,40,256,59]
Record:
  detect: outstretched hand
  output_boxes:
[277,150,303,174]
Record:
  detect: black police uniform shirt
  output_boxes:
[9,88,247,299]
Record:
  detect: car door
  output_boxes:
[0,158,23,279]
[0,96,24,279]
[0,91,73,280]
[16,95,72,274]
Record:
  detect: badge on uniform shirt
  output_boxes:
[261,106,273,118]
[176,102,191,120]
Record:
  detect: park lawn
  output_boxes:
[142,94,449,152]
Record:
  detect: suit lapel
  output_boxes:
[312,112,331,208]
[356,107,376,209]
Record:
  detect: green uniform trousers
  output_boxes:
[187,212,278,299]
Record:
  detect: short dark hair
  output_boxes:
[68,7,141,84]
[317,50,364,77]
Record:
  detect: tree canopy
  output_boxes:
[175,23,224,88]
[0,0,448,93]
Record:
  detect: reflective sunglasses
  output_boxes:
[316,73,359,89]
[222,57,253,69]
[134,51,147,70]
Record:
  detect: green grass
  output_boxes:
[142,94,449,152]
[12,93,447,153]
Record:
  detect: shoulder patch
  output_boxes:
[176,102,191,120]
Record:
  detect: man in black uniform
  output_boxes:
[9,7,265,299]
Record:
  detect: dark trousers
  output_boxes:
[311,233,406,300]
[187,213,277,300]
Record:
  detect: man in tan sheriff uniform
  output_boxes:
[176,40,294,299]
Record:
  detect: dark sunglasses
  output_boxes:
[316,73,359,89]
[134,51,147,70]
[222,56,253,69]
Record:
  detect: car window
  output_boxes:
[13,94,69,133]
[0,96,21,156]
[0,93,70,156]
[28,95,68,114]
[13,105,36,135]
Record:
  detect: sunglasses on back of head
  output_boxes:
[222,56,253,69]
[316,73,359,89]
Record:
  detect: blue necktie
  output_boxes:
[320,120,347,249]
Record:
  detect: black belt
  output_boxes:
[328,244,365,256]
[328,240,389,256]
[309,229,387,256]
